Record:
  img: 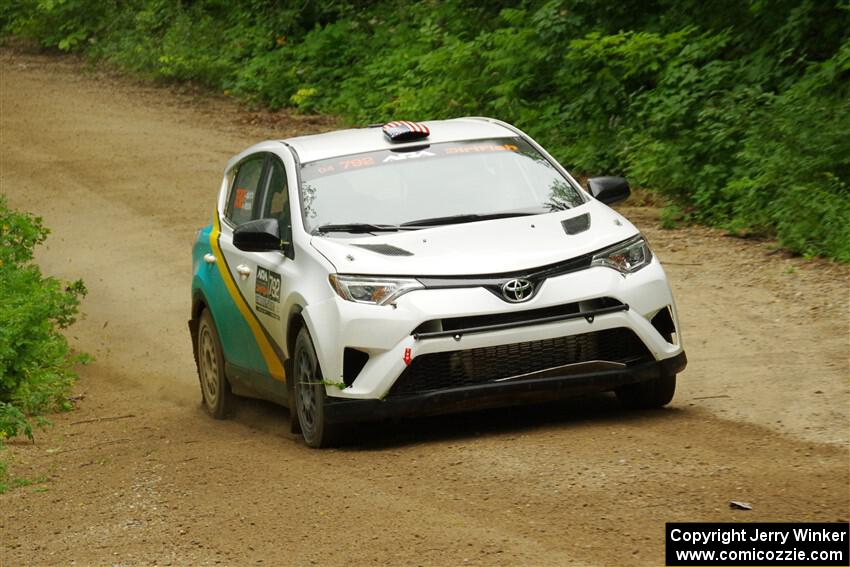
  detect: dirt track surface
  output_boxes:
[1,50,848,566]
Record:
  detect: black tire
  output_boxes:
[288,376,302,435]
[293,327,340,448]
[616,372,676,409]
[196,309,234,419]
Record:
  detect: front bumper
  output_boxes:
[323,351,687,424]
[303,256,684,401]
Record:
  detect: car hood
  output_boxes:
[309,200,640,276]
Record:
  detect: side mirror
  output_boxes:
[233,218,283,252]
[588,176,630,205]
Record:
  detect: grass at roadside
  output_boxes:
[0,452,49,495]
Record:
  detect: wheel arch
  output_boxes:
[192,288,210,321]
[285,305,307,388]
[287,304,307,347]
[189,289,211,367]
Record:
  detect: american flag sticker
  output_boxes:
[382,120,430,142]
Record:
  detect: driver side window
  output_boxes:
[262,158,293,255]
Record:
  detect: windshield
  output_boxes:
[299,137,585,233]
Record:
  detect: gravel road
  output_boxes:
[1,49,848,567]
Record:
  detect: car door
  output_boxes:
[217,154,288,394]
[249,156,294,355]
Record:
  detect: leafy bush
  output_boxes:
[0,196,87,442]
[0,0,120,51]
[0,456,7,493]
[1,0,848,260]
[726,41,850,261]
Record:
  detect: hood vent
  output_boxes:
[561,213,590,235]
[352,243,414,256]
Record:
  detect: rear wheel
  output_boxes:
[293,327,340,448]
[616,372,676,409]
[196,309,233,419]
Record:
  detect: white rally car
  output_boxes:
[189,118,687,447]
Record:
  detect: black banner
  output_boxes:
[666,523,849,566]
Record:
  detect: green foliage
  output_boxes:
[2,0,849,260]
[726,40,850,261]
[0,0,122,51]
[660,205,686,230]
[0,196,88,443]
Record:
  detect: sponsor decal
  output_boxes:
[383,150,435,163]
[255,266,281,319]
[300,139,528,182]
[444,143,518,154]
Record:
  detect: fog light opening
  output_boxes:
[650,306,677,345]
[342,348,370,387]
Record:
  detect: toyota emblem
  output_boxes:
[501,278,534,302]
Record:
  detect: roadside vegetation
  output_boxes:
[0,196,87,484]
[1,0,848,262]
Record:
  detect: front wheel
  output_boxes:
[615,372,676,409]
[293,327,340,448]
[196,309,234,419]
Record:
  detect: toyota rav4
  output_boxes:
[189,117,687,447]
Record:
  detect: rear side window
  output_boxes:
[226,157,265,225]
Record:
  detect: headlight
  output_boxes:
[591,235,653,274]
[329,275,423,305]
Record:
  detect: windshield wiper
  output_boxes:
[313,223,405,234]
[315,211,539,233]
[400,211,538,227]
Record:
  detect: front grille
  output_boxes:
[412,297,622,335]
[389,328,650,397]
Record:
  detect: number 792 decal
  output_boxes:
[255,266,281,319]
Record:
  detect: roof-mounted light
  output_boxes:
[382,121,430,142]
